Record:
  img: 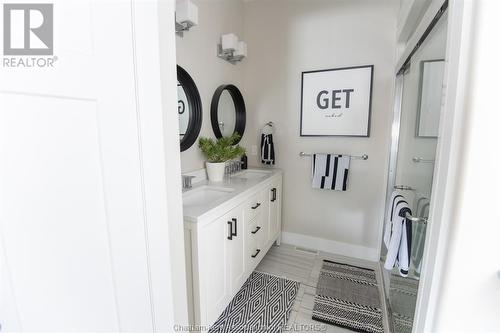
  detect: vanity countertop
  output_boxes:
[182,168,282,223]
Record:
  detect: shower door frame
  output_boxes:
[379,2,448,329]
[379,72,404,333]
[379,0,473,332]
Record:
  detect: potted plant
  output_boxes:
[199,133,246,182]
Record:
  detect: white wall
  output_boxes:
[176,0,245,173]
[242,0,398,260]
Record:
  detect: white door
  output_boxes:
[0,1,176,332]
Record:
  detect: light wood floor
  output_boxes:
[256,243,389,333]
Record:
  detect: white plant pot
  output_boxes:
[206,162,226,182]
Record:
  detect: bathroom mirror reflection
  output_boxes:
[416,59,445,138]
[217,90,236,137]
[177,65,202,151]
[177,81,190,140]
[211,84,246,144]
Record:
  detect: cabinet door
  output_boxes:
[200,205,245,325]
[268,179,282,242]
[201,217,230,324]
[226,206,246,294]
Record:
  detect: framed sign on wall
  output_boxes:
[300,65,374,137]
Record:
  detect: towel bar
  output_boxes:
[394,185,416,191]
[261,122,275,134]
[412,156,435,163]
[405,212,428,224]
[299,152,368,160]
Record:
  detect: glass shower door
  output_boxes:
[380,9,448,333]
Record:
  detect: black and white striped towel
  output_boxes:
[311,154,350,191]
[261,134,275,165]
[384,191,412,277]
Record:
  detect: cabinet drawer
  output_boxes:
[247,217,265,242]
[245,191,265,222]
[247,240,264,262]
[246,216,265,261]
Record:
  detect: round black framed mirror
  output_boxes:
[177,65,202,151]
[210,84,246,144]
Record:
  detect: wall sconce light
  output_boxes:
[218,33,247,64]
[175,0,198,37]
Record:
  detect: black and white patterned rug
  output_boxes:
[312,260,384,333]
[209,271,300,333]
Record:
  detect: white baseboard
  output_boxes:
[281,231,379,262]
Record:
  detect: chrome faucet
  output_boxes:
[225,161,244,177]
[182,175,196,189]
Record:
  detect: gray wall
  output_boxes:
[174,0,399,260]
[242,0,398,260]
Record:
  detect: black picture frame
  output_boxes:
[177,65,202,151]
[300,65,374,137]
[210,84,246,144]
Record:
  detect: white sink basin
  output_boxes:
[183,185,235,208]
[232,169,272,180]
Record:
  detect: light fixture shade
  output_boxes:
[221,33,238,52]
[234,41,247,57]
[176,0,198,26]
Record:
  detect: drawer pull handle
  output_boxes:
[251,249,261,258]
[232,218,237,236]
[251,203,261,209]
[251,226,261,234]
[271,188,277,202]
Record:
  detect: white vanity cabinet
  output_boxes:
[183,171,282,328]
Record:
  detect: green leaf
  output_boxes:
[198,133,246,163]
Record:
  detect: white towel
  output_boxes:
[311,154,350,191]
[311,154,328,188]
[383,191,405,247]
[384,193,412,277]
